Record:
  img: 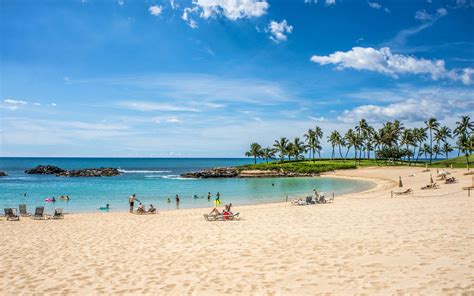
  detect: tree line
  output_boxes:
[245,115,474,165]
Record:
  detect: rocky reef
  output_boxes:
[0,171,8,177]
[57,168,121,177]
[180,167,317,178]
[180,167,240,178]
[25,165,121,177]
[25,165,66,175]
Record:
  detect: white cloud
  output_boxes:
[148,5,163,16]
[2,99,27,110]
[120,101,201,112]
[182,7,199,28]
[51,103,57,107]
[33,103,41,106]
[367,1,381,9]
[153,116,182,124]
[415,7,447,21]
[267,19,293,43]
[4,99,27,105]
[117,0,124,6]
[186,0,269,21]
[340,86,474,123]
[304,0,318,3]
[325,0,336,5]
[310,47,473,84]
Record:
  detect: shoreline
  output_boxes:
[2,166,473,294]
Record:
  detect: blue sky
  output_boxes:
[1,0,473,157]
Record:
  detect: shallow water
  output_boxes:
[0,158,375,213]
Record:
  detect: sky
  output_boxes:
[0,0,473,157]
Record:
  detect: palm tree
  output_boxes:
[400,129,415,165]
[304,129,316,160]
[273,137,289,162]
[245,143,262,164]
[422,143,431,160]
[457,133,473,166]
[261,147,276,163]
[441,142,453,160]
[413,127,427,162]
[435,126,452,147]
[425,117,439,164]
[432,144,441,160]
[291,137,305,160]
[355,119,368,160]
[345,129,359,165]
[314,126,324,160]
[454,115,474,157]
[328,131,338,160]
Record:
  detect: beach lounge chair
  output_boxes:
[19,204,31,217]
[204,212,240,221]
[325,194,335,203]
[4,208,20,221]
[445,177,457,184]
[394,188,413,195]
[52,208,64,219]
[32,206,47,220]
[421,183,439,190]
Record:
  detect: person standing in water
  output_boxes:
[175,194,180,204]
[129,194,136,213]
[214,193,221,208]
[207,192,211,201]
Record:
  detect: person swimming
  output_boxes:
[99,204,110,211]
[167,198,171,203]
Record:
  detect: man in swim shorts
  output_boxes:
[129,194,135,213]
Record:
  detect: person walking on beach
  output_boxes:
[129,194,136,213]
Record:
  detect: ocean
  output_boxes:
[0,158,375,213]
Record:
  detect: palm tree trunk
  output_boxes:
[429,129,433,164]
[254,156,257,164]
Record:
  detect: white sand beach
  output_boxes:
[1,167,473,295]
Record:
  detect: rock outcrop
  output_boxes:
[57,168,121,177]
[25,165,66,175]
[180,167,240,178]
[180,168,318,178]
[0,171,7,177]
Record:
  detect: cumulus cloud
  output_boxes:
[340,86,474,123]
[194,0,268,20]
[267,19,293,43]
[148,5,163,16]
[310,47,473,84]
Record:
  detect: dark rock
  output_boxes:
[0,171,7,177]
[180,167,240,178]
[25,165,66,175]
[57,168,121,177]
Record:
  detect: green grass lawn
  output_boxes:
[239,155,472,174]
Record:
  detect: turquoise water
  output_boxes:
[0,158,375,213]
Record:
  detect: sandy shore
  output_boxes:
[1,167,473,295]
